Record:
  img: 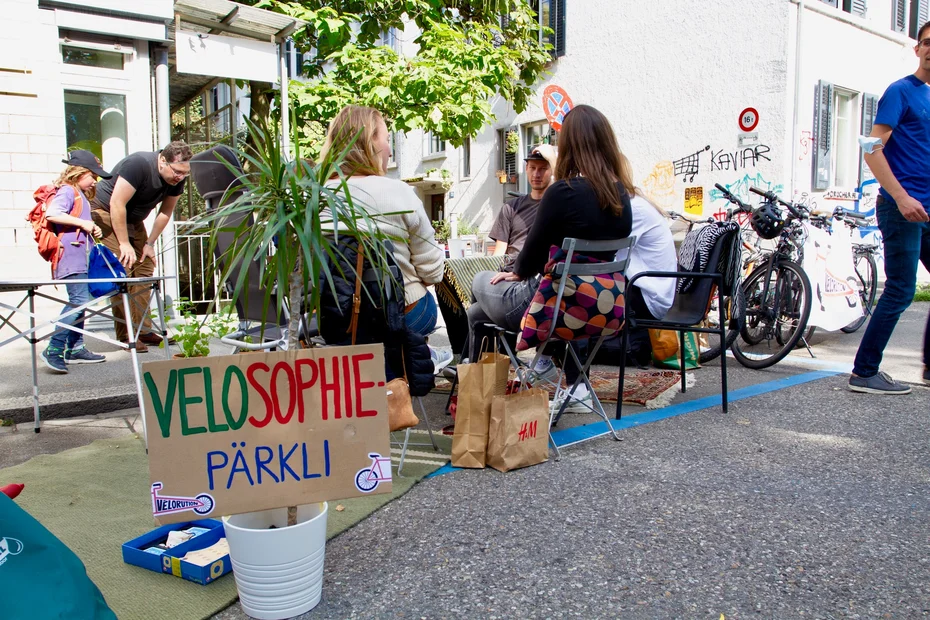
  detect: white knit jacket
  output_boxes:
[341,175,446,305]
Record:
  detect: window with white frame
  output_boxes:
[427,132,445,156]
[461,137,471,178]
[388,131,397,167]
[831,89,858,189]
[811,80,878,190]
[528,0,566,57]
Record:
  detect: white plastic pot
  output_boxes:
[223,502,328,620]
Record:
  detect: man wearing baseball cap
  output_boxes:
[487,144,556,273]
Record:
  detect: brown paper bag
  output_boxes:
[451,352,510,468]
[486,388,550,472]
[386,378,418,432]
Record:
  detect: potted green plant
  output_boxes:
[192,118,398,619]
[505,129,519,154]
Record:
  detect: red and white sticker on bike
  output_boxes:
[142,344,392,524]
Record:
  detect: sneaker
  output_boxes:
[41,348,68,374]
[64,346,106,364]
[528,358,559,385]
[549,384,594,414]
[848,371,911,395]
[430,346,454,374]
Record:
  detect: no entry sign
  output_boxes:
[739,107,759,132]
[543,85,574,132]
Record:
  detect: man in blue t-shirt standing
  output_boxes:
[849,21,930,394]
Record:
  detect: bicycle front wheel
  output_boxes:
[840,251,878,334]
[731,260,812,369]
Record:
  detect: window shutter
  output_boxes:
[811,79,834,191]
[858,93,879,184]
[549,0,566,57]
[910,0,929,38]
[893,0,907,33]
[843,0,867,16]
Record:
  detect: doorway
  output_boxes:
[429,193,445,222]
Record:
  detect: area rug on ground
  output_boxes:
[437,369,695,410]
[1,433,450,620]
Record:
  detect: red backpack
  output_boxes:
[26,185,83,274]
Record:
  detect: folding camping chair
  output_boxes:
[189,145,315,352]
[475,237,636,461]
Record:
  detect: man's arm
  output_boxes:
[140,195,180,266]
[492,240,508,256]
[864,124,929,222]
[488,202,513,256]
[108,178,139,267]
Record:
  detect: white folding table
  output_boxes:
[0,276,173,439]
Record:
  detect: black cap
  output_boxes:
[524,146,549,162]
[62,150,112,178]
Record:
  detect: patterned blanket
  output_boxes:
[435,255,506,310]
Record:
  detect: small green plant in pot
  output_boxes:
[169,301,235,359]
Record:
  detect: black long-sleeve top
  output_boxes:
[513,178,634,279]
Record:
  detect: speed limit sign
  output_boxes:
[739,107,759,132]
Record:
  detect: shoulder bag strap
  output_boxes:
[347,245,365,345]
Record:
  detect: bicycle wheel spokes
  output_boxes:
[731,260,812,370]
[840,251,878,334]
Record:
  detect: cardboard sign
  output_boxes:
[141,345,392,524]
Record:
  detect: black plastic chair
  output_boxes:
[189,145,311,352]
[617,226,741,419]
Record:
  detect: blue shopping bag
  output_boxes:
[87,242,127,297]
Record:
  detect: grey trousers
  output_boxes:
[466,271,538,360]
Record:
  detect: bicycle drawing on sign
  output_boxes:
[355,453,393,493]
[151,482,215,517]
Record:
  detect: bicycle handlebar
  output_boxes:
[749,186,806,221]
[713,183,752,213]
[833,207,868,223]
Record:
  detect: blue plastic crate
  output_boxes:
[122,519,231,585]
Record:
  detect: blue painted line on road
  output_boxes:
[725,350,853,373]
[424,369,842,479]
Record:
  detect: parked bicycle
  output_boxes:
[667,184,753,364]
[729,187,814,369]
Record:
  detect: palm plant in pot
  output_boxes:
[192,119,399,619]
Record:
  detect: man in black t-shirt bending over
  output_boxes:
[91,141,192,350]
[488,144,556,272]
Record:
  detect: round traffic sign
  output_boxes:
[739,107,759,132]
[543,85,574,132]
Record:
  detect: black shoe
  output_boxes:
[139,332,175,346]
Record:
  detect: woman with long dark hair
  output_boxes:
[467,104,634,410]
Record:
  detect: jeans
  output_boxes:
[48,274,92,351]
[405,292,438,337]
[852,196,930,376]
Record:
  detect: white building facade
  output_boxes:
[419,0,926,236]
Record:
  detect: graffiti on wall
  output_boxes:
[710,144,771,172]
[709,173,784,203]
[798,130,815,161]
[672,145,710,182]
[642,161,676,209]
